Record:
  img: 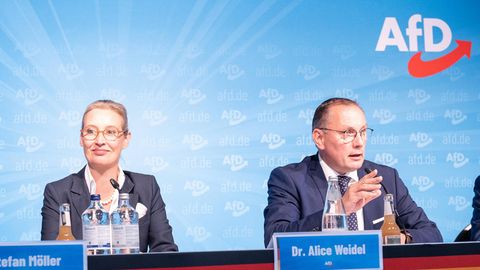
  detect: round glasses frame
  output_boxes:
[80,126,128,141]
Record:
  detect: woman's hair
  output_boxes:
[81,99,129,131]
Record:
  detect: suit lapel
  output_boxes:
[120,172,138,207]
[70,168,90,219]
[308,154,327,206]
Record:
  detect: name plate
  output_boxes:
[0,241,86,269]
[273,231,382,270]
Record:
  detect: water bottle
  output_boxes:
[82,194,111,255]
[111,193,140,254]
[322,176,348,231]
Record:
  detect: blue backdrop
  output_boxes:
[0,0,479,251]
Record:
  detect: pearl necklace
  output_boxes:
[100,193,114,206]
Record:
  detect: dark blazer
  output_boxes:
[263,154,443,246]
[470,175,480,241]
[41,167,178,252]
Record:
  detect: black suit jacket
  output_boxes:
[263,154,443,246]
[41,167,178,252]
[470,175,480,240]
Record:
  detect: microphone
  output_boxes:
[110,178,120,191]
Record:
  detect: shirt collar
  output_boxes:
[317,153,358,182]
[84,165,126,194]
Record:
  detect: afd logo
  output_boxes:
[184,180,210,197]
[223,155,248,171]
[99,43,124,59]
[181,88,206,105]
[221,110,246,126]
[374,153,398,167]
[408,89,431,105]
[371,65,394,81]
[260,133,286,150]
[224,201,250,217]
[59,110,82,127]
[186,226,211,243]
[16,42,41,58]
[448,196,469,211]
[20,231,41,241]
[184,45,203,59]
[258,44,282,60]
[58,63,83,80]
[16,89,42,106]
[372,109,396,124]
[298,109,314,125]
[259,88,284,104]
[376,14,471,78]
[444,109,467,125]
[17,136,44,152]
[182,134,208,151]
[60,157,83,173]
[100,88,126,101]
[409,132,433,148]
[446,152,469,168]
[411,176,434,192]
[335,88,358,100]
[297,64,320,80]
[144,156,169,172]
[142,110,168,126]
[18,184,42,200]
[220,64,244,80]
[140,64,165,80]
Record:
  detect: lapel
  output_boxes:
[70,167,90,219]
[307,154,328,207]
[120,171,139,207]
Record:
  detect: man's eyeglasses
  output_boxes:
[81,126,127,141]
[319,127,373,143]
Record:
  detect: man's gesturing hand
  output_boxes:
[341,169,382,214]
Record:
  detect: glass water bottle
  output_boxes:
[322,176,347,231]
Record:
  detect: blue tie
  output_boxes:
[338,175,359,231]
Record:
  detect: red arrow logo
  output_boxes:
[408,40,471,78]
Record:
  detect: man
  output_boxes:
[470,175,480,240]
[263,97,442,246]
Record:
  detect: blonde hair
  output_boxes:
[81,99,128,131]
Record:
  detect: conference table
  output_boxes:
[88,242,480,269]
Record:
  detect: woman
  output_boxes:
[41,99,178,252]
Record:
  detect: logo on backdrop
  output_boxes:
[376,14,471,78]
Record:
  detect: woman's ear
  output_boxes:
[122,131,131,149]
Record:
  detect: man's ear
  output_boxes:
[312,128,325,150]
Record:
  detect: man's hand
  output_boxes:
[342,169,383,214]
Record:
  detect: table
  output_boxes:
[88,242,480,269]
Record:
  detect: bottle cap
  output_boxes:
[119,193,130,200]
